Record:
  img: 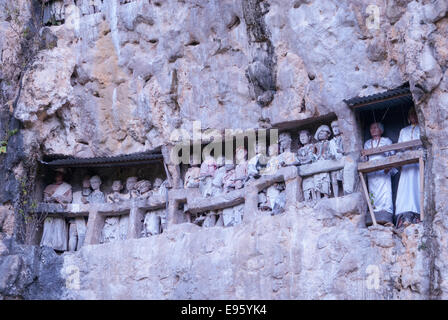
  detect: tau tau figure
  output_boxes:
[69,175,90,251]
[234,146,249,189]
[395,107,422,226]
[199,155,217,198]
[278,132,299,167]
[297,130,316,202]
[122,176,138,200]
[107,180,125,203]
[222,162,236,193]
[133,180,152,199]
[248,141,268,180]
[211,156,227,197]
[313,125,332,199]
[40,169,72,252]
[142,211,161,237]
[263,141,286,214]
[184,155,201,189]
[364,122,397,218]
[83,175,106,204]
[329,120,344,197]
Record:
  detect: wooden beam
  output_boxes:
[361,140,422,157]
[419,156,425,221]
[358,172,377,226]
[298,158,345,177]
[187,189,245,214]
[358,150,423,173]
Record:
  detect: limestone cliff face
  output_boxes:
[1,0,448,299]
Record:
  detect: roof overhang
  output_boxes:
[40,148,164,168]
[344,86,413,113]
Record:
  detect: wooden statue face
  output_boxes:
[126,177,138,192]
[82,177,91,189]
[318,130,330,141]
[90,177,101,190]
[299,131,310,145]
[369,123,383,138]
[408,111,418,125]
[55,172,64,184]
[269,143,278,157]
[279,136,291,153]
[331,121,340,136]
[112,180,123,192]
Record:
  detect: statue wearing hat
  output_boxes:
[133,180,152,199]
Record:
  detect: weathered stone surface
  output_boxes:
[52,205,427,300]
[1,0,448,300]
[0,204,15,236]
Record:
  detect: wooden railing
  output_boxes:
[361,139,422,157]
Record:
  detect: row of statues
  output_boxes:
[182,120,345,226]
[298,121,344,201]
[364,108,422,227]
[40,173,169,251]
[183,120,345,200]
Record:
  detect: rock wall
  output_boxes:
[1,0,447,299]
[0,194,432,299]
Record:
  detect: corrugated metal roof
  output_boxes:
[41,149,163,168]
[344,86,413,111]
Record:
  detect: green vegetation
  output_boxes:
[0,128,19,154]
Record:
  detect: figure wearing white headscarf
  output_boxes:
[364,122,397,214]
[395,108,421,215]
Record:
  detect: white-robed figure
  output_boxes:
[395,108,421,216]
[40,169,73,251]
[364,122,397,214]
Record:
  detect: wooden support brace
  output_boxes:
[358,172,377,226]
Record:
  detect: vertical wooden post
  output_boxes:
[285,176,302,207]
[128,201,144,239]
[84,208,104,245]
[419,156,425,221]
[358,172,377,226]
